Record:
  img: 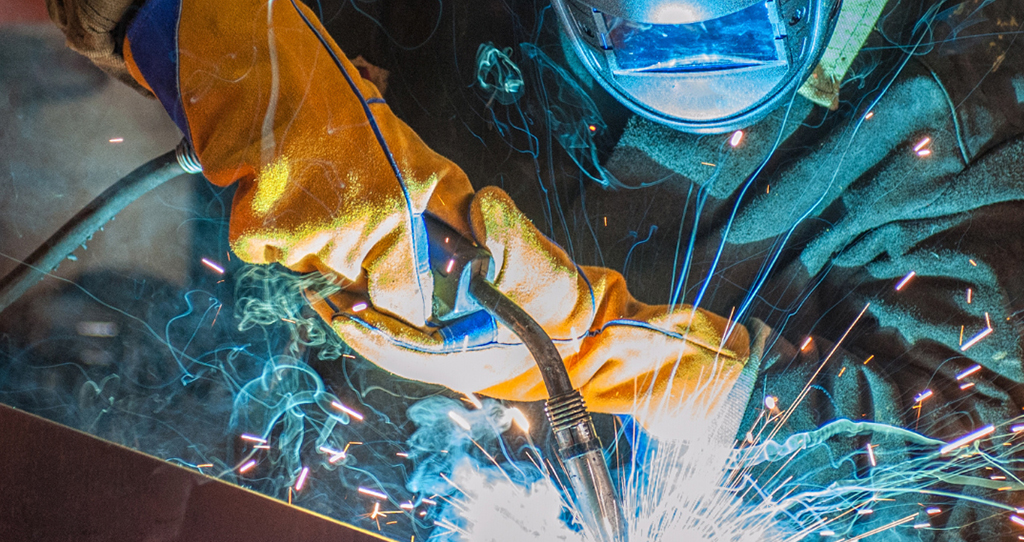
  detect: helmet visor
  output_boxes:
[605,2,786,73]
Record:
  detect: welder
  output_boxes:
[46,0,1024,538]
[44,0,771,441]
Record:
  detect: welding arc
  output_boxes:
[0,148,192,314]
[467,275,575,398]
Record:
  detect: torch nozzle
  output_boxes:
[422,215,628,541]
[547,391,629,542]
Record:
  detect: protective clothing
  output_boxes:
[45,0,151,94]
[552,0,842,133]
[308,186,754,426]
[61,0,758,429]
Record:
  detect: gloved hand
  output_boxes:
[308,186,754,430]
[120,0,475,328]
[45,0,152,95]
[91,0,752,431]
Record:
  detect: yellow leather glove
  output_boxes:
[117,0,752,428]
[308,186,752,429]
[121,0,474,328]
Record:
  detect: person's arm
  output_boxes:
[45,0,152,94]
[52,0,757,438]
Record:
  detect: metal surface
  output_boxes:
[0,403,386,542]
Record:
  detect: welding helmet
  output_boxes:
[552,0,842,133]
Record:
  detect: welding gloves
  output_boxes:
[60,0,754,433]
[311,186,755,429]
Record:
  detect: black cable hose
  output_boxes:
[468,274,576,398]
[0,150,189,314]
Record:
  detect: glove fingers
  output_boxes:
[307,290,537,393]
[469,186,588,336]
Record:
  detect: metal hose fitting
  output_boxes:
[175,139,203,174]
[546,391,628,542]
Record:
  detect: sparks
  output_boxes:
[960,327,993,352]
[956,364,981,380]
[940,425,995,454]
[764,396,778,410]
[1012,515,1024,527]
[915,389,933,403]
[864,111,874,120]
[800,336,813,351]
[240,434,267,444]
[960,382,975,390]
[967,288,973,304]
[866,443,876,467]
[201,258,225,274]
[400,502,414,510]
[917,149,932,157]
[895,271,916,291]
[108,137,124,143]
[358,487,389,500]
[446,259,455,274]
[352,302,368,312]
[319,446,346,463]
[196,463,213,469]
[926,508,941,515]
[396,452,409,458]
[239,459,257,473]
[913,136,931,152]
[729,130,744,147]
[509,407,530,433]
[331,401,364,421]
[462,393,483,409]
[448,410,471,431]
[294,466,310,491]
[1011,424,1024,433]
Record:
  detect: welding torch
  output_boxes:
[0,140,628,541]
[423,215,628,542]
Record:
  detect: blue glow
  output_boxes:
[607,2,784,73]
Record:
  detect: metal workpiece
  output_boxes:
[0,403,386,542]
[547,391,629,542]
